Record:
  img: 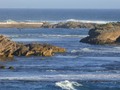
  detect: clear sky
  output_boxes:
[0,0,120,9]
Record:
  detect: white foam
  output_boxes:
[82,57,120,61]
[55,80,82,90]
[71,47,120,54]
[12,38,43,42]
[11,34,87,42]
[114,47,120,49]
[9,34,87,38]
[40,19,116,24]
[45,19,116,24]
[66,19,115,24]
[40,34,87,38]
[81,48,94,52]
[55,55,78,58]
[46,70,57,72]
[2,19,117,24]
[71,48,94,53]
[0,74,120,81]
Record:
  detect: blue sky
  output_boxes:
[0,0,120,9]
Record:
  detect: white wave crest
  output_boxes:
[55,80,82,90]
[81,48,94,52]
[3,19,117,24]
[8,34,87,39]
[0,74,120,81]
[114,47,120,49]
[46,70,57,72]
[66,19,116,24]
[40,34,87,38]
[71,48,94,53]
[71,47,120,53]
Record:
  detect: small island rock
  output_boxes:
[0,35,66,59]
[80,23,120,44]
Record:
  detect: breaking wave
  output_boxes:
[8,34,87,38]
[71,48,94,53]
[71,47,120,53]
[3,19,117,24]
[0,74,120,81]
[55,80,82,90]
[65,19,116,24]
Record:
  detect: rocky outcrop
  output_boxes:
[0,21,97,29]
[0,65,14,70]
[53,22,97,29]
[0,35,66,59]
[0,65,5,69]
[80,23,120,44]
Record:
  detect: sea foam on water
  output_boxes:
[55,80,82,90]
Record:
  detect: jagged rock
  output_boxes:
[0,35,17,57]
[41,48,53,57]
[41,22,53,28]
[13,44,29,56]
[80,23,120,44]
[0,35,66,59]
[26,51,36,56]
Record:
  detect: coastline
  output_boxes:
[0,21,99,29]
[0,21,43,28]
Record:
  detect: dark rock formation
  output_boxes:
[8,66,14,70]
[0,65,15,70]
[0,35,66,59]
[0,65,5,69]
[80,23,120,44]
[53,22,97,29]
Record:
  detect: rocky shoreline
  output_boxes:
[0,35,66,60]
[80,22,120,44]
[0,22,120,59]
[0,21,98,29]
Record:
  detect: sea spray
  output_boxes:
[71,48,94,53]
[55,80,82,90]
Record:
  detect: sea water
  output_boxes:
[0,9,120,90]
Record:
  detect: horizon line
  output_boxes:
[0,8,120,10]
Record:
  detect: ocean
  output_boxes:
[0,9,120,90]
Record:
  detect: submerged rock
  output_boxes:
[0,65,15,70]
[0,35,66,59]
[0,65,5,69]
[8,66,14,70]
[80,22,120,44]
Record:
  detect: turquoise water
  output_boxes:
[0,9,120,90]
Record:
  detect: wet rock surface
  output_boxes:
[80,22,120,44]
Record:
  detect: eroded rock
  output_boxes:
[80,22,120,44]
[0,35,66,59]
